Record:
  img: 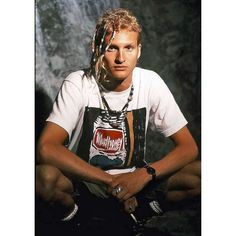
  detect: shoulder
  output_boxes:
[133,67,166,89]
[64,70,86,84]
[63,69,95,89]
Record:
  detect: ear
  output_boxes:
[137,44,142,59]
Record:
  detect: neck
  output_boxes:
[100,74,132,92]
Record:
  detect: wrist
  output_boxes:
[142,164,157,182]
[103,172,114,186]
[139,167,152,185]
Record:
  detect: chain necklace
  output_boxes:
[98,84,134,128]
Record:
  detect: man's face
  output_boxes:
[103,29,141,82]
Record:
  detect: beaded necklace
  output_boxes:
[98,84,134,128]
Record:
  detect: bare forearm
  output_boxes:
[37,142,113,185]
[148,126,199,180]
[150,143,198,179]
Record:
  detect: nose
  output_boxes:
[115,50,125,64]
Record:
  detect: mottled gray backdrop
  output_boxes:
[36,0,201,161]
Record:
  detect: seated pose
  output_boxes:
[36,8,200,236]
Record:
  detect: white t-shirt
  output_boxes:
[47,67,187,169]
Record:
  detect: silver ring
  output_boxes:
[114,186,123,195]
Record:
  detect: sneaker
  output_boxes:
[128,199,163,236]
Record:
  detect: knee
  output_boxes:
[192,175,201,190]
[182,160,201,177]
[187,172,201,191]
[185,176,201,199]
[182,174,201,192]
[36,165,63,202]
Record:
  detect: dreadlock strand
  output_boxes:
[99,26,108,55]
[105,30,116,52]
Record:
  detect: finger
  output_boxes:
[108,185,121,195]
[124,200,136,213]
[110,181,119,188]
[109,177,123,188]
[107,186,113,194]
[110,185,125,197]
[124,200,131,212]
[120,192,132,201]
[124,196,138,212]
[129,196,136,203]
[124,204,135,213]
[133,197,138,207]
[116,189,127,200]
[128,197,138,208]
[110,187,119,197]
[124,196,135,206]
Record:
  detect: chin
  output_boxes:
[110,71,131,81]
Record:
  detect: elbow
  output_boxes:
[36,141,52,164]
[190,142,199,162]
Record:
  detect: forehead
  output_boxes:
[105,29,139,45]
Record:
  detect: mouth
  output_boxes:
[113,66,127,71]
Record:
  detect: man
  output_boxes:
[36,8,200,235]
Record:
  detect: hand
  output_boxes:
[108,168,151,201]
[124,196,138,213]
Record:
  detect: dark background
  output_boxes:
[36,1,201,235]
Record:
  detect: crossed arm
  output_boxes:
[108,125,198,201]
[37,122,114,186]
[37,121,198,202]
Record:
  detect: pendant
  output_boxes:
[112,110,121,116]
[110,122,119,128]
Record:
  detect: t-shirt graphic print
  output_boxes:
[76,106,146,170]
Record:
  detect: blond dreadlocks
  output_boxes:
[85,8,142,83]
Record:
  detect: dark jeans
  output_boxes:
[71,179,167,236]
[35,180,167,236]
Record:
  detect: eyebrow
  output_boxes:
[108,43,135,48]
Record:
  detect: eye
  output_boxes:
[126,46,134,52]
[107,46,117,52]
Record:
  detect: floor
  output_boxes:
[36,196,201,236]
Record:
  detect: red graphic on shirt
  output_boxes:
[92,128,124,154]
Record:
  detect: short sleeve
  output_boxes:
[149,75,187,137]
[46,72,84,139]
